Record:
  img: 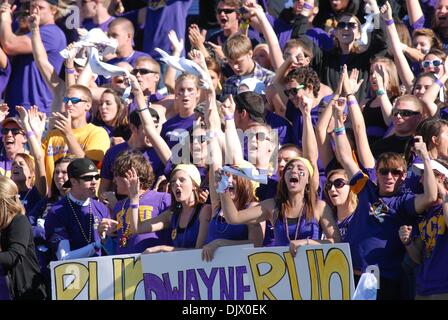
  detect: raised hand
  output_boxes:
[0,103,9,123]
[373,64,386,91]
[188,24,206,50]
[296,90,314,115]
[333,96,347,119]
[53,112,72,136]
[15,105,29,129]
[206,40,225,61]
[28,105,46,139]
[168,30,184,55]
[27,3,40,31]
[398,225,412,245]
[124,168,140,200]
[380,1,393,21]
[188,49,207,70]
[98,218,118,237]
[342,65,364,96]
[220,94,236,117]
[413,135,429,160]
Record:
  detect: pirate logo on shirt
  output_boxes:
[369,199,389,223]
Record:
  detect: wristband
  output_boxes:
[335,128,346,136]
[137,107,149,113]
[130,204,139,209]
[65,68,76,74]
[347,99,357,107]
[385,19,394,26]
[303,2,313,10]
[224,114,234,121]
[376,89,386,96]
[435,79,445,88]
[26,130,35,138]
[333,126,345,133]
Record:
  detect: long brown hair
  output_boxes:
[0,176,25,230]
[233,175,257,210]
[324,169,358,215]
[275,158,317,222]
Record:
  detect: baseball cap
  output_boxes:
[235,91,266,124]
[1,117,24,130]
[172,164,201,186]
[62,158,98,188]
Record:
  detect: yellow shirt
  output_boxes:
[42,123,110,186]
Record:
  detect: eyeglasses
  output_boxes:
[378,168,403,176]
[421,60,443,68]
[1,128,23,135]
[284,84,305,97]
[63,97,87,104]
[392,109,421,117]
[325,178,348,190]
[217,8,235,14]
[336,22,358,30]
[78,174,100,182]
[131,68,158,76]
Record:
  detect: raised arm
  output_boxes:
[372,64,394,125]
[405,0,424,27]
[29,5,64,91]
[164,30,184,94]
[16,105,47,197]
[421,59,448,117]
[342,66,375,169]
[380,1,415,91]
[221,95,244,166]
[398,225,423,264]
[124,167,173,235]
[297,91,320,189]
[0,1,32,56]
[243,2,283,69]
[332,97,360,179]
[413,136,438,214]
[128,74,172,164]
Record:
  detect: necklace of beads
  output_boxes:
[119,191,146,248]
[67,196,93,245]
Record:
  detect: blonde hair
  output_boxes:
[370,56,400,97]
[223,33,253,60]
[0,176,25,230]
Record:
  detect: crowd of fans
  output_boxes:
[0,0,447,301]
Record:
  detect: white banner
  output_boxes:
[141,243,355,300]
[50,254,144,300]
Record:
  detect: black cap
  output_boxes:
[129,108,160,127]
[62,158,98,188]
[235,91,266,124]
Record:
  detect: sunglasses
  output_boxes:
[378,168,403,176]
[1,128,23,135]
[325,178,348,190]
[421,60,443,68]
[190,134,207,143]
[284,84,305,97]
[217,8,235,14]
[78,174,100,182]
[131,68,158,76]
[336,22,358,30]
[392,109,421,117]
[63,97,87,104]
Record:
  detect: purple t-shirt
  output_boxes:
[113,190,172,254]
[273,211,321,246]
[82,17,116,33]
[347,172,418,280]
[45,197,110,254]
[416,204,448,296]
[160,113,196,149]
[265,110,293,146]
[100,141,164,182]
[0,153,12,177]
[0,58,11,98]
[5,24,66,115]
[140,0,193,59]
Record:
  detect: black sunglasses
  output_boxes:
[1,128,23,135]
[325,178,348,190]
[392,109,420,117]
[217,8,235,14]
[78,174,100,182]
[131,68,158,76]
[284,84,305,97]
[378,168,403,176]
[337,22,358,30]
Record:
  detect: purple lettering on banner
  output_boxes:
[143,273,166,300]
[197,268,218,300]
[219,267,235,300]
[235,266,251,300]
[185,269,201,300]
[143,272,184,300]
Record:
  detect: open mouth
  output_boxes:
[289,177,299,183]
[175,188,182,197]
[220,17,228,25]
